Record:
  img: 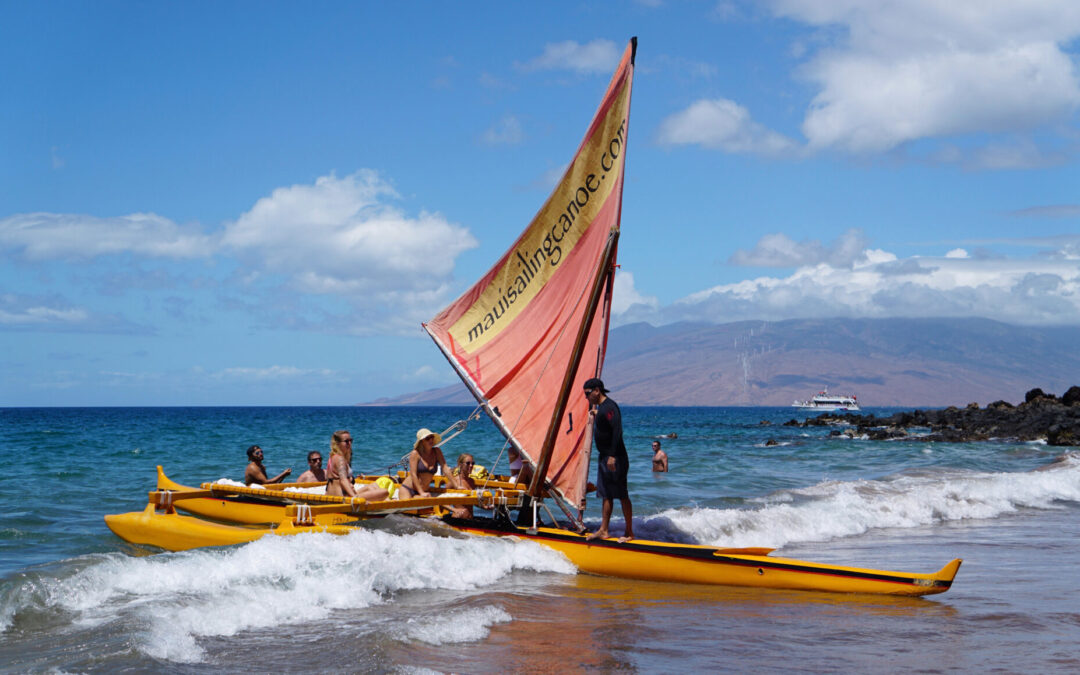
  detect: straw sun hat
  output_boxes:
[414,428,442,451]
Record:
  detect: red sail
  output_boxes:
[424,39,635,510]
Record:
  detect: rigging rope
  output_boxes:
[382,406,485,474]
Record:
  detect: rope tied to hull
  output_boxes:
[294,503,313,526]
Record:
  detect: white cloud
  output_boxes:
[611,270,659,316]
[481,115,524,146]
[221,171,478,303]
[1,171,480,334]
[520,40,621,75]
[1007,204,1080,219]
[657,99,798,156]
[217,365,339,381]
[658,235,1080,326]
[729,228,870,267]
[0,305,88,326]
[770,0,1080,155]
[945,248,969,259]
[0,212,216,260]
[0,291,149,334]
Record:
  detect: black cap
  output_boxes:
[583,377,609,393]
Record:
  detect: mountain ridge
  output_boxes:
[363,317,1080,407]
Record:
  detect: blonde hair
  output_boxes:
[454,453,475,478]
[330,430,351,460]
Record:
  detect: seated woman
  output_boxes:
[449,453,478,519]
[507,446,533,486]
[398,428,454,498]
[325,430,389,501]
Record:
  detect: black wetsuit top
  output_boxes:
[593,397,629,501]
[593,397,627,461]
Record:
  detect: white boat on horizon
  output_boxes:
[792,387,860,411]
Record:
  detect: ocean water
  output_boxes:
[1,405,1079,673]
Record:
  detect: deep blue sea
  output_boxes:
[2,405,1079,673]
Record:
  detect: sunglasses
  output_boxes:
[462,461,474,466]
[308,457,322,463]
[340,438,353,444]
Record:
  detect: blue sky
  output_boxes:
[3,1,1079,406]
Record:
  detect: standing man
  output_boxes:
[244,445,291,485]
[583,377,633,542]
[651,440,669,472]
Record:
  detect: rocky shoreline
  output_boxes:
[785,386,1080,446]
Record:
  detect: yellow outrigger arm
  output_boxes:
[146,481,524,521]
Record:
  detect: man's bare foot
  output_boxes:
[585,530,607,541]
[617,535,633,543]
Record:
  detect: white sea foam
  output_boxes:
[648,454,1080,549]
[8,527,572,663]
[401,605,512,644]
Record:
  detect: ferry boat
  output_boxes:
[792,387,860,411]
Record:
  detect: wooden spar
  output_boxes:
[527,227,620,500]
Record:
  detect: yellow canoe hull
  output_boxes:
[447,518,960,596]
[104,506,960,595]
[156,466,293,525]
[103,503,358,552]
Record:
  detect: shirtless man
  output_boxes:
[296,451,326,483]
[651,440,669,472]
[244,445,291,485]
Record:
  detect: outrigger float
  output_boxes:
[104,465,526,550]
[105,38,961,597]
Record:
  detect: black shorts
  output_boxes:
[596,455,629,500]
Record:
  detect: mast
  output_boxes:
[527,227,620,499]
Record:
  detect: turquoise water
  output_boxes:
[1,405,1079,672]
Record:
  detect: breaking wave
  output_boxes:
[640,452,1080,549]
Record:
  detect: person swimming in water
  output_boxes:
[651,440,669,472]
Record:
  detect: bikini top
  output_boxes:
[326,455,353,483]
[414,450,437,474]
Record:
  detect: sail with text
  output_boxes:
[424,38,635,513]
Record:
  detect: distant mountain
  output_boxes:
[361,318,1080,407]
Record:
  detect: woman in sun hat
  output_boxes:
[398,427,454,498]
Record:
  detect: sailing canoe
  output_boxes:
[104,502,962,596]
[104,469,961,595]
[105,38,963,597]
